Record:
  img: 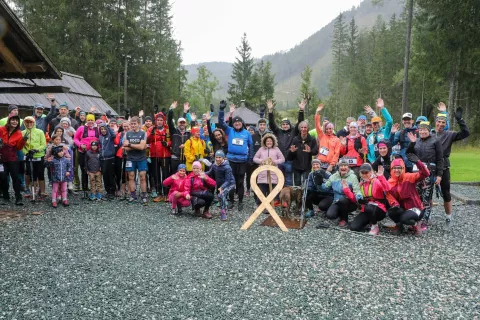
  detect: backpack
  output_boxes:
[346,136,363,154]
[82,125,99,139]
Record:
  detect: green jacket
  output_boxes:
[323,168,362,201]
[22,125,47,158]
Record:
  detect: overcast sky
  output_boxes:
[171,0,363,65]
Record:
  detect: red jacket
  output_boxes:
[114,132,126,158]
[340,134,367,167]
[147,126,171,158]
[163,173,188,198]
[0,126,26,162]
[184,172,216,196]
[388,159,430,210]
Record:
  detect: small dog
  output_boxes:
[279,186,303,219]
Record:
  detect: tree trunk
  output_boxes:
[401,0,414,114]
[124,56,128,110]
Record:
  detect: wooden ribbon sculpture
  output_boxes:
[240,158,288,232]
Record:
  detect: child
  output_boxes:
[206,150,235,221]
[184,161,216,219]
[85,140,102,200]
[184,127,206,172]
[163,164,189,215]
[45,145,71,208]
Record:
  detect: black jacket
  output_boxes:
[167,109,191,160]
[432,118,469,168]
[287,134,318,172]
[408,136,443,177]
[268,110,304,157]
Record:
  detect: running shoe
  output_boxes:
[203,211,212,219]
[52,201,57,208]
[142,197,148,206]
[274,200,281,207]
[89,194,96,201]
[151,191,158,198]
[220,209,227,221]
[338,220,347,228]
[62,200,69,207]
[369,224,380,236]
[128,196,137,204]
[304,210,314,218]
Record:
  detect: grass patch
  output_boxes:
[449,147,480,181]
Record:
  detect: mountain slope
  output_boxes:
[184,0,404,108]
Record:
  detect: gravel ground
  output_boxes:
[1,193,479,319]
[451,183,480,200]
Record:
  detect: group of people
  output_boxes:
[0,95,469,234]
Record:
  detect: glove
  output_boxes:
[27,149,36,158]
[406,153,419,164]
[210,104,214,113]
[313,173,323,185]
[106,110,112,117]
[455,107,463,120]
[358,198,368,205]
[219,100,227,110]
[259,104,266,113]
[161,141,168,147]
[154,104,159,114]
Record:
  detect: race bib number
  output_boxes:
[369,136,375,145]
[412,164,418,172]
[374,144,378,152]
[344,157,357,165]
[319,147,329,156]
[0,164,3,172]
[125,161,133,168]
[232,138,244,146]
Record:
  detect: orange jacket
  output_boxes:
[0,126,26,162]
[315,114,340,166]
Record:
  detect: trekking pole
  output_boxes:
[26,151,36,201]
[299,172,310,227]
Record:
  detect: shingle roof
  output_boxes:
[0,72,117,115]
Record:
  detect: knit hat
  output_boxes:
[177,163,186,171]
[418,121,431,130]
[86,114,95,121]
[192,161,202,169]
[282,118,291,125]
[79,111,86,117]
[232,116,243,123]
[349,121,358,128]
[90,140,99,147]
[359,163,373,172]
[248,125,256,132]
[377,141,387,148]
[215,150,225,158]
[144,116,152,122]
[338,158,349,166]
[59,102,68,109]
[357,115,367,121]
[312,159,321,166]
[60,117,71,126]
[96,119,103,125]
[8,104,18,113]
[52,146,63,157]
[435,113,447,121]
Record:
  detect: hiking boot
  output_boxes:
[338,220,347,228]
[304,210,314,218]
[142,197,148,206]
[392,223,404,235]
[89,194,96,201]
[369,224,380,236]
[274,200,281,207]
[177,207,183,215]
[170,208,177,215]
[238,202,244,211]
[128,196,137,204]
[194,208,202,217]
[15,198,24,206]
[202,211,212,219]
[52,201,57,208]
[220,209,227,221]
[151,191,158,198]
[153,196,162,202]
[62,200,69,207]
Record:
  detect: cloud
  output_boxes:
[172,0,363,64]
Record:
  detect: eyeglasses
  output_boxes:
[393,166,403,170]
[360,171,370,174]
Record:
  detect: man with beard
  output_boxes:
[49,102,78,136]
[167,101,191,175]
[287,120,318,187]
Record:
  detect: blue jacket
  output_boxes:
[33,105,56,133]
[98,123,116,160]
[217,110,253,163]
[45,156,71,182]
[322,169,362,202]
[390,126,418,168]
[206,159,235,190]
[367,107,393,163]
[307,169,333,197]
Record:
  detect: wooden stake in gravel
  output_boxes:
[241,165,287,232]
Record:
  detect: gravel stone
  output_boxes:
[1,194,479,319]
[451,183,480,201]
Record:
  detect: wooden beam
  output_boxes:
[0,39,26,74]
[0,62,47,73]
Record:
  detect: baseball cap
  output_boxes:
[402,113,413,120]
[177,117,186,123]
[371,116,382,123]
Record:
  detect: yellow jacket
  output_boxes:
[184,137,206,171]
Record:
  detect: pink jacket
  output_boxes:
[163,174,188,198]
[253,145,285,184]
[74,125,99,152]
[184,172,216,196]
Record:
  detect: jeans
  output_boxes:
[279,161,293,187]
